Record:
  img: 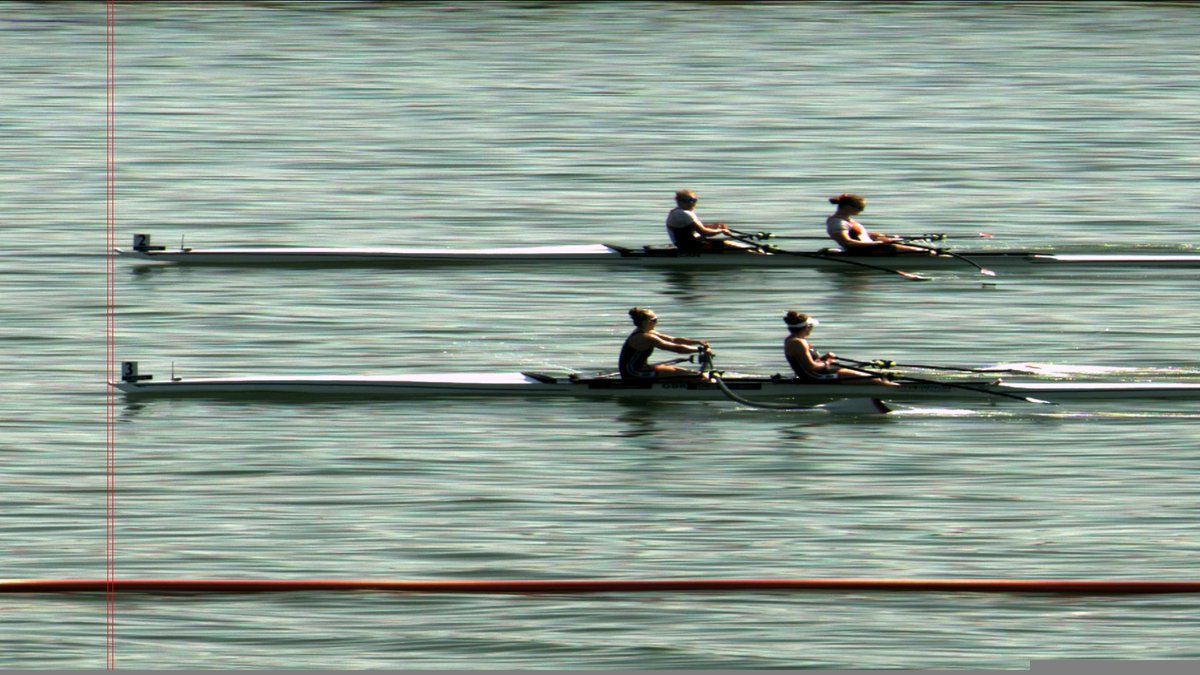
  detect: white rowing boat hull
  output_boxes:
[118,244,628,265]
[110,372,1200,403]
[115,244,1200,269]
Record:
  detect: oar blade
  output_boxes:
[980,268,997,277]
[899,271,932,282]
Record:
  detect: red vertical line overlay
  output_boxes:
[106,0,115,668]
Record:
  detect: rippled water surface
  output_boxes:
[4,0,1200,669]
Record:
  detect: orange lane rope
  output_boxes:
[5,579,1200,595]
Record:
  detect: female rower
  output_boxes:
[826,194,934,255]
[783,311,896,386]
[619,307,711,380]
[666,190,737,253]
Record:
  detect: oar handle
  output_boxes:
[723,231,771,250]
[836,357,897,369]
[896,233,948,242]
[726,227,772,240]
[654,355,697,367]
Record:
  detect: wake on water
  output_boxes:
[982,362,1200,378]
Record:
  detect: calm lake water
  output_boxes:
[3,0,1200,669]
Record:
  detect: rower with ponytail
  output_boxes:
[618,307,711,381]
[825,194,936,256]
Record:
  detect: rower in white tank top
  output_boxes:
[824,193,936,256]
[665,189,731,253]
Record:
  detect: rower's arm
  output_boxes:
[830,226,871,248]
[834,236,877,251]
[792,341,831,372]
[649,332,708,353]
[694,221,729,237]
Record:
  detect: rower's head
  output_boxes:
[829,193,866,214]
[784,311,819,334]
[675,190,698,208]
[629,306,659,329]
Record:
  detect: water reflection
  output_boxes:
[612,399,661,439]
[659,269,704,301]
[767,400,902,441]
[128,264,171,279]
[117,400,149,422]
[820,267,898,299]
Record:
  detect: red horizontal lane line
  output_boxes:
[4,579,1200,595]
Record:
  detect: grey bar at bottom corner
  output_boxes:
[1031,660,1200,675]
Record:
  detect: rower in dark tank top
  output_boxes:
[619,307,711,380]
[782,311,896,386]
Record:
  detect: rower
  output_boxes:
[825,194,935,256]
[666,190,757,254]
[783,312,896,386]
[619,307,711,380]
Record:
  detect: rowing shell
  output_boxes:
[111,370,1200,403]
[114,241,1200,269]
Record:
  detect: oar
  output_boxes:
[727,228,833,243]
[701,353,892,413]
[723,232,931,282]
[899,241,996,277]
[726,227,773,241]
[895,373,1055,405]
[728,228,994,243]
[837,357,1028,376]
[725,227,841,242]
[895,232,994,242]
[844,364,1056,405]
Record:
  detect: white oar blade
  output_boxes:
[980,268,997,277]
